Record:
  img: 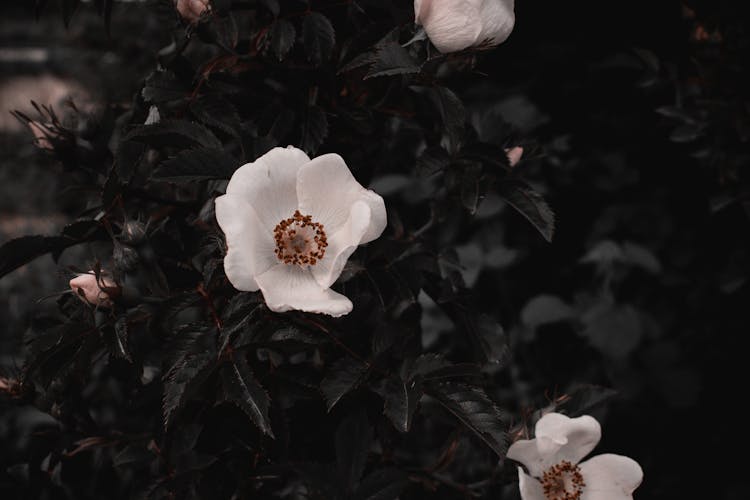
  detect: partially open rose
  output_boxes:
[414,0,515,53]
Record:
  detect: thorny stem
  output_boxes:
[197,283,223,331]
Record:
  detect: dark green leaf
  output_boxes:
[189,95,242,138]
[335,410,372,491]
[429,86,466,150]
[154,147,238,182]
[425,382,507,457]
[142,71,187,103]
[113,444,154,468]
[416,146,450,177]
[163,341,216,428]
[302,12,335,66]
[112,317,132,362]
[365,42,421,79]
[376,376,421,433]
[221,356,274,437]
[320,356,369,411]
[62,0,80,27]
[123,120,222,150]
[498,179,555,242]
[354,468,408,500]
[299,105,328,155]
[1,235,73,278]
[460,161,483,214]
[266,19,296,61]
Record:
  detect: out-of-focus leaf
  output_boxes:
[154,147,238,182]
[113,444,154,468]
[498,179,555,242]
[335,410,372,491]
[111,317,132,362]
[123,120,222,150]
[302,12,335,66]
[221,356,274,437]
[581,303,643,359]
[425,382,507,457]
[460,161,483,214]
[521,295,575,329]
[320,356,369,411]
[62,0,80,27]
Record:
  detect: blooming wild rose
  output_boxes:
[507,412,643,500]
[414,0,515,53]
[175,0,210,23]
[69,272,118,308]
[215,146,387,317]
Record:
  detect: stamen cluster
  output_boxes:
[273,210,327,266]
[541,461,585,500]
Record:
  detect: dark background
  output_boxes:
[2,1,748,498]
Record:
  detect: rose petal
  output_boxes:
[215,194,277,291]
[255,264,353,317]
[508,438,547,477]
[226,146,311,231]
[535,413,602,466]
[310,201,371,289]
[517,467,546,500]
[415,0,483,53]
[297,153,386,243]
[579,454,643,500]
[477,0,515,47]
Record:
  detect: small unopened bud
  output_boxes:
[114,243,140,271]
[70,272,119,308]
[175,0,210,23]
[505,146,524,167]
[121,220,147,245]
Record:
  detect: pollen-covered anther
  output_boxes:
[541,461,585,500]
[273,210,327,266]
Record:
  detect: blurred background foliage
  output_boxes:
[1,0,749,499]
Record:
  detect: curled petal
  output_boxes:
[226,146,311,230]
[215,194,277,291]
[517,468,546,500]
[297,153,386,243]
[311,201,371,289]
[535,413,601,466]
[255,264,353,317]
[579,454,643,500]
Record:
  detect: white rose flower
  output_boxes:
[507,412,643,500]
[175,0,210,23]
[70,271,118,308]
[215,146,387,317]
[414,0,515,53]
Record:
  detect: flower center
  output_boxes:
[541,461,585,500]
[273,210,327,266]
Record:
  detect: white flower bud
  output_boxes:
[414,0,515,53]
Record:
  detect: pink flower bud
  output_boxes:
[505,146,523,167]
[175,0,211,23]
[69,272,118,308]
